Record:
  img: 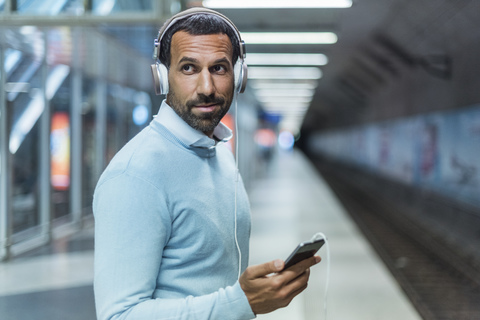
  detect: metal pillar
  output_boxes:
[0,41,12,261]
[95,33,107,181]
[39,29,51,241]
[4,0,13,13]
[70,27,83,226]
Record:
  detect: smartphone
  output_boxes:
[283,238,325,270]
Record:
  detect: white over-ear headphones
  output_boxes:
[151,7,248,95]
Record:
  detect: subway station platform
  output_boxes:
[0,150,421,320]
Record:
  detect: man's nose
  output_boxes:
[196,69,215,96]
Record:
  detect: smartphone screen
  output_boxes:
[283,238,325,270]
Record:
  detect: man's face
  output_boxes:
[166,31,235,137]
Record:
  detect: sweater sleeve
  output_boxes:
[93,173,255,320]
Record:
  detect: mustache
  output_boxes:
[186,95,225,109]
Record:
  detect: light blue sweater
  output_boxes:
[93,104,254,320]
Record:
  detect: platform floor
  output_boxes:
[249,150,421,320]
[0,150,421,320]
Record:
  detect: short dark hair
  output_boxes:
[159,13,240,69]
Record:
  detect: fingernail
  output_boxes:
[274,259,284,270]
[315,256,321,264]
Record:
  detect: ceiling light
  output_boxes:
[46,64,70,100]
[281,118,305,126]
[9,92,44,154]
[249,67,322,80]
[5,49,23,73]
[258,96,312,104]
[262,104,310,111]
[203,0,353,9]
[255,89,315,98]
[249,81,318,90]
[247,53,328,66]
[242,32,337,44]
[273,110,310,115]
[261,109,309,115]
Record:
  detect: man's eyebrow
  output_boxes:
[213,57,232,65]
[178,57,232,66]
[178,57,199,64]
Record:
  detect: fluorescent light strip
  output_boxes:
[255,89,315,97]
[249,67,322,80]
[259,100,312,107]
[281,118,305,126]
[258,96,312,104]
[203,0,353,9]
[281,122,303,130]
[247,53,328,66]
[263,104,310,110]
[250,81,318,90]
[9,92,44,154]
[46,65,70,100]
[263,107,310,113]
[5,49,22,74]
[242,32,337,44]
[262,103,310,109]
[273,111,309,116]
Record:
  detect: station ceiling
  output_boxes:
[185,0,478,134]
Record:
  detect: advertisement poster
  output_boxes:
[51,112,70,191]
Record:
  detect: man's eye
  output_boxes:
[212,65,226,73]
[182,65,194,72]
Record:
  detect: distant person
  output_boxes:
[93,8,320,320]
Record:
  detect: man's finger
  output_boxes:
[280,256,320,281]
[245,259,285,279]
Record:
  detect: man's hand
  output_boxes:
[239,256,321,315]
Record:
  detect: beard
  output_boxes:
[167,88,233,135]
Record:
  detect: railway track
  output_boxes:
[313,160,480,320]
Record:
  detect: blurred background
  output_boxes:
[0,0,479,319]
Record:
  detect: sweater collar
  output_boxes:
[154,100,232,149]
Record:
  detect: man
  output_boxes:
[93,8,320,320]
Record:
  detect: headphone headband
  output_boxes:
[153,7,245,61]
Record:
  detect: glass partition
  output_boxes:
[7,27,45,233]
[92,0,154,15]
[81,76,97,208]
[11,0,172,15]
[0,21,156,257]
[15,0,85,15]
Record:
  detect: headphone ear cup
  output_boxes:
[234,61,241,91]
[151,64,161,95]
[234,60,248,93]
[158,63,169,94]
[239,62,248,93]
[150,63,169,95]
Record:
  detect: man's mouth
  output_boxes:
[193,104,218,112]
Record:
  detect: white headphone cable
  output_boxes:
[233,94,242,280]
[310,232,330,320]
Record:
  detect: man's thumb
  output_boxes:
[246,259,285,278]
[273,259,284,271]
